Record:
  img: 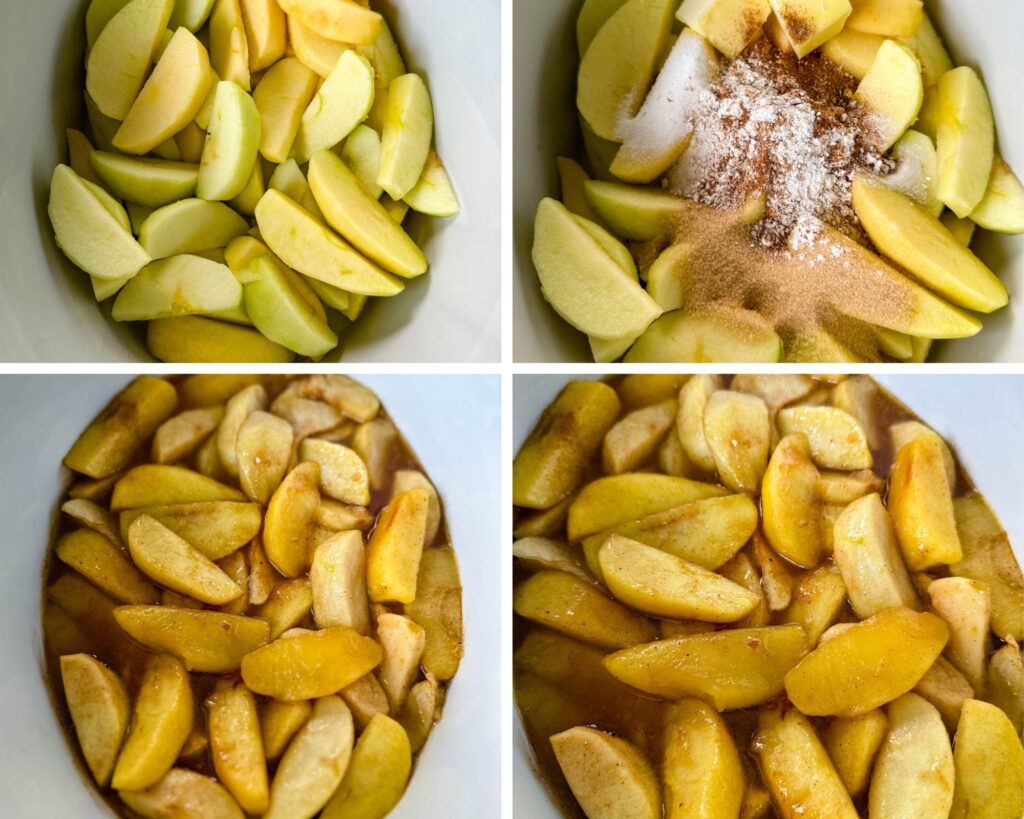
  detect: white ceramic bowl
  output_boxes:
[0,374,501,817]
[513,1,1024,362]
[512,373,1024,816]
[0,0,500,363]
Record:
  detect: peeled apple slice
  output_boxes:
[625,308,782,362]
[197,81,262,201]
[112,255,243,321]
[90,152,199,209]
[854,40,923,152]
[969,156,1024,234]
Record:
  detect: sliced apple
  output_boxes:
[292,50,375,165]
[820,28,884,79]
[86,0,133,47]
[900,12,951,87]
[67,129,102,185]
[86,0,174,120]
[940,211,976,246]
[197,81,262,201]
[239,0,286,72]
[936,66,995,217]
[577,0,628,55]
[277,0,382,45]
[969,156,1024,234]
[677,0,771,60]
[880,130,942,216]
[574,215,636,276]
[852,175,1007,313]
[209,0,250,90]
[404,151,460,217]
[341,125,383,198]
[854,40,922,151]
[286,14,349,77]
[138,198,248,259]
[768,0,852,58]
[60,654,130,787]
[951,700,1024,818]
[585,179,699,240]
[375,73,433,200]
[253,57,319,163]
[90,152,198,209]
[625,307,782,362]
[170,0,216,30]
[148,315,295,362]
[845,0,922,38]
[112,255,242,321]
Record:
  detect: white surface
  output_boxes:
[512,373,1024,817]
[512,0,1024,362]
[0,374,501,818]
[0,0,500,363]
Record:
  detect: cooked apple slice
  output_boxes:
[611,30,717,183]
[209,0,250,89]
[579,0,676,140]
[951,700,1024,818]
[625,308,782,363]
[277,0,381,44]
[821,28,884,79]
[263,462,320,577]
[292,51,375,165]
[86,0,173,119]
[936,66,995,217]
[366,488,430,604]
[602,400,676,474]
[197,81,262,201]
[111,464,244,510]
[969,156,1024,234]
[236,411,294,503]
[206,679,268,814]
[376,613,425,711]
[252,57,319,163]
[703,390,770,493]
[310,530,370,633]
[375,73,432,199]
[113,28,212,155]
[987,644,1024,735]
[111,254,243,321]
[90,152,198,209]
[119,502,261,560]
[852,176,1007,313]
[880,129,942,216]
[891,421,955,486]
[768,0,852,58]
[677,0,772,60]
[823,710,888,797]
[59,654,130,787]
[845,0,922,37]
[57,528,158,604]
[119,768,244,819]
[928,577,990,691]
[762,433,823,568]
[299,438,370,504]
[854,39,922,151]
[320,713,411,819]
[776,406,872,470]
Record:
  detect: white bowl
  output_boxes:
[0,0,500,363]
[512,2,1024,362]
[512,373,1024,816]
[0,374,501,817]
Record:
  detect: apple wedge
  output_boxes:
[286,14,348,78]
[240,0,286,72]
[119,769,244,819]
[901,12,952,87]
[404,151,460,217]
[86,0,133,47]
[625,307,782,363]
[255,189,404,296]
[577,0,630,56]
[86,0,174,120]
[253,57,319,163]
[139,198,248,259]
[113,28,213,155]
[277,0,382,45]
[936,67,994,217]
[854,40,922,151]
[60,654,130,787]
[197,81,262,201]
[532,197,661,340]
[951,700,1024,818]
[341,125,383,198]
[852,175,1007,313]
[320,714,411,819]
[821,29,884,79]
[880,130,942,216]
[677,0,771,60]
[48,164,151,281]
[585,180,700,240]
[112,255,242,321]
[845,0,922,38]
[291,50,375,165]
[209,0,250,90]
[768,0,852,58]
[148,315,295,362]
[90,152,198,209]
[969,156,1024,234]
[578,0,675,140]
[170,0,216,30]
[376,73,433,200]
[308,150,426,278]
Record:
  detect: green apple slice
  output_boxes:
[148,315,294,362]
[91,275,132,301]
[48,165,151,281]
[170,0,216,30]
[85,0,132,48]
[557,157,600,222]
[194,66,221,130]
[85,93,120,152]
[268,158,311,202]
[376,73,433,200]
[305,278,351,311]
[532,197,661,340]
[578,0,675,141]
[403,151,460,218]
[341,125,384,199]
[625,307,782,362]
[67,129,102,185]
[240,254,338,357]
[584,180,698,240]
[139,198,249,260]
[229,160,266,216]
[223,235,326,322]
[291,49,375,165]
[852,175,1007,313]
[936,67,994,217]
[968,156,1024,234]
[253,57,319,164]
[646,242,696,311]
[854,39,923,151]
[254,189,404,297]
[86,0,174,120]
[197,81,262,201]
[879,130,942,216]
[112,254,243,321]
[577,0,628,56]
[90,152,199,208]
[126,203,154,234]
[308,149,427,278]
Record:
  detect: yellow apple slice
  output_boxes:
[341,125,383,198]
[611,29,717,184]
[845,0,922,38]
[207,679,269,814]
[625,307,782,362]
[60,654,130,787]
[940,211,975,246]
[579,0,676,140]
[577,0,629,55]
[900,12,951,87]
[376,73,433,200]
[112,255,243,322]
[557,156,600,221]
[308,150,427,277]
[403,151,460,217]
[852,175,1007,312]
[209,0,250,90]
[253,57,319,163]
[292,50,375,166]
[67,129,102,184]
[148,315,295,362]
[170,0,216,30]
[86,0,133,47]
[113,28,212,155]
[879,129,942,216]
[532,197,661,340]
[969,156,1024,234]
[854,39,922,151]
[936,66,995,217]
[768,0,852,58]
[951,700,1024,818]
[197,81,263,201]
[821,28,884,79]
[286,14,350,78]
[86,0,174,120]
[677,0,772,60]
[320,713,411,819]
[119,768,244,819]
[240,0,285,71]
[277,0,381,45]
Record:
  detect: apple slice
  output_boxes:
[854,40,923,151]
[308,150,427,278]
[532,197,661,340]
[268,158,312,202]
[624,307,782,362]
[239,254,338,358]
[253,57,319,163]
[845,0,922,37]
[48,165,151,281]
[255,190,404,296]
[148,315,295,362]
[610,29,717,184]
[557,156,600,221]
[170,0,216,30]
[112,255,243,321]
[573,214,636,276]
[404,151,460,217]
[768,0,852,58]
[86,0,133,47]
[376,73,433,200]
[821,29,885,80]
[900,13,952,87]
[209,0,250,90]
[936,67,994,217]
[86,0,174,120]
[90,152,198,208]
[291,50,375,165]
[579,0,675,140]
[60,654,130,787]
[139,198,248,259]
[286,14,349,78]
[197,81,262,201]
[585,179,699,240]
[852,175,1007,313]
[940,211,975,246]
[677,0,771,60]
[277,0,382,45]
[67,129,102,184]
[590,335,636,363]
[878,130,942,216]
[113,28,213,155]
[577,0,628,55]
[240,0,286,71]
[341,125,383,199]
[969,156,1024,234]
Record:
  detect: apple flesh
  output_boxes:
[90,151,199,208]
[286,14,349,79]
[376,73,433,200]
[148,315,295,362]
[252,57,319,163]
[209,0,250,90]
[845,0,922,38]
[197,81,262,201]
[291,50,375,165]
[677,0,771,60]
[48,165,151,281]
[276,0,382,45]
[820,28,884,80]
[879,130,942,217]
[900,12,951,87]
[625,307,782,362]
[86,0,133,47]
[768,0,852,59]
[139,198,249,259]
[240,0,287,71]
[170,0,216,31]
[585,179,700,240]
[969,156,1024,234]
[403,151,460,218]
[342,125,384,200]
[577,0,628,56]
[112,254,243,321]
[854,40,923,151]
[936,67,995,218]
